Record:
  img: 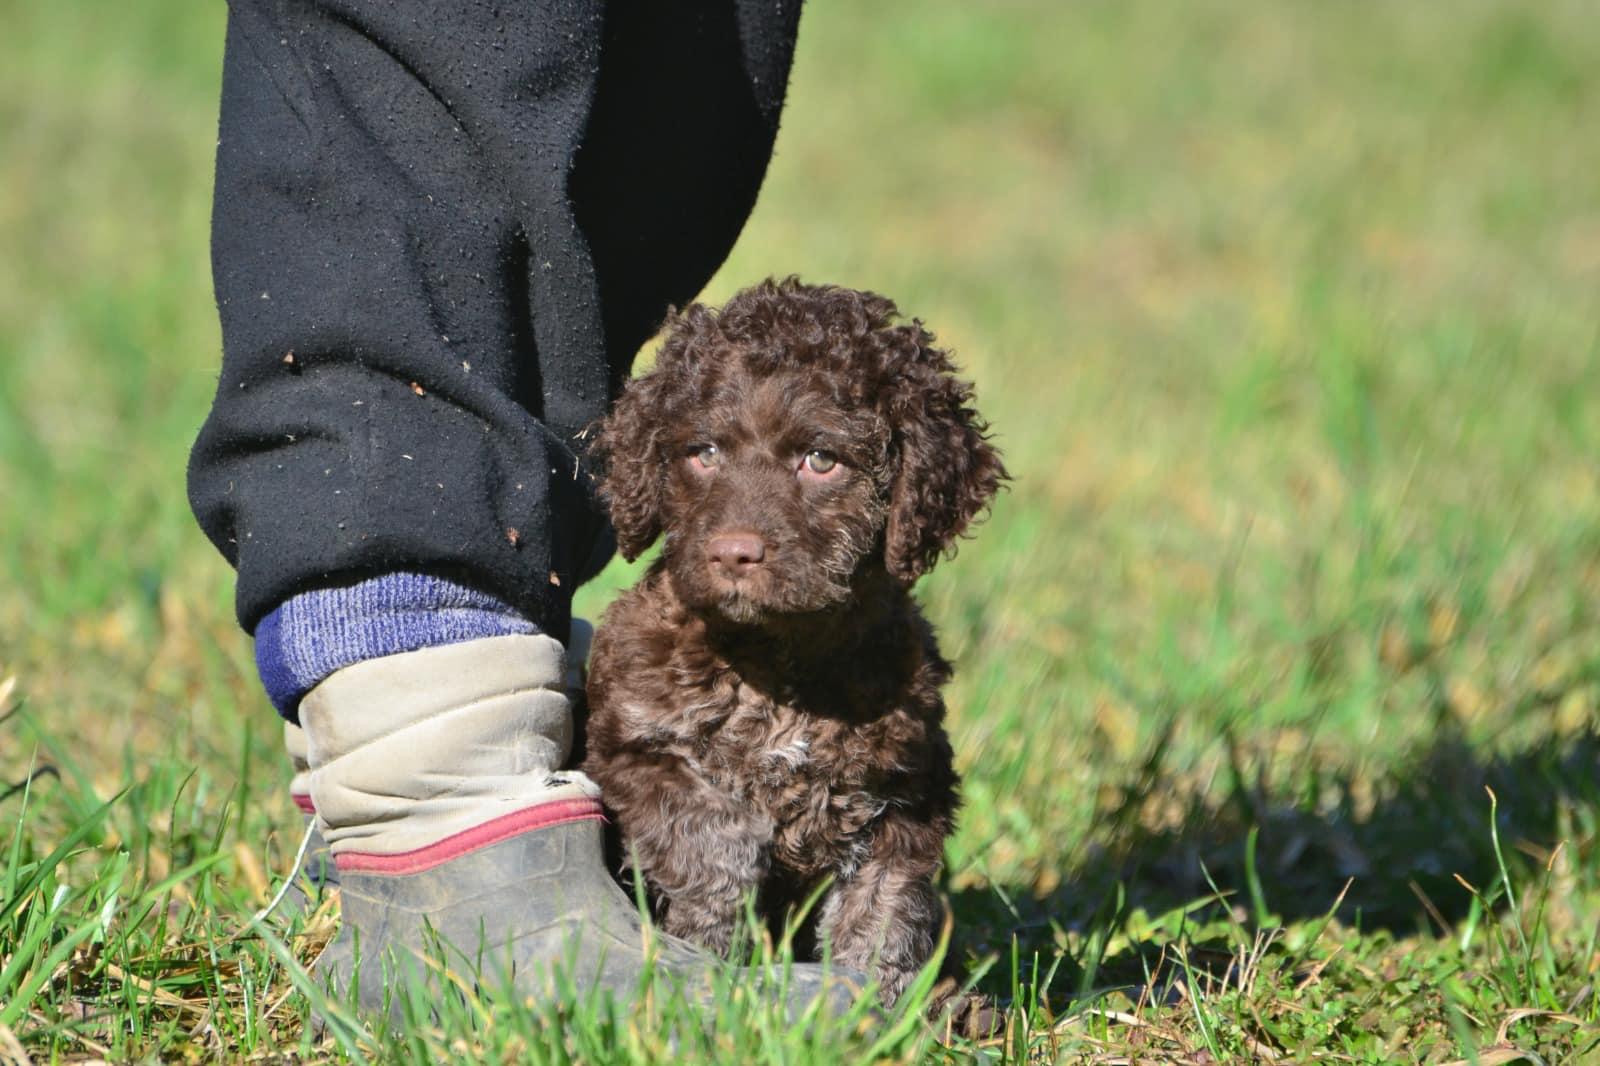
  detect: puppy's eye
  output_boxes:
[689,444,721,471]
[802,450,839,476]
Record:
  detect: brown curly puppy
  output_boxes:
[582,278,1005,1006]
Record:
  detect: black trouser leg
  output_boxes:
[188,0,801,636]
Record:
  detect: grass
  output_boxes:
[3,0,1600,1060]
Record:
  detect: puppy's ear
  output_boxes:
[883,332,1008,583]
[591,379,662,561]
[589,307,707,561]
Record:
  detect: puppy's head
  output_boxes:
[592,278,1006,623]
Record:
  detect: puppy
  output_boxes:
[582,278,1006,1005]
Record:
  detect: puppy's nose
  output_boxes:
[707,532,766,579]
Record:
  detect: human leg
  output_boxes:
[190,0,852,1018]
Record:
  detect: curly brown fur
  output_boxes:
[583,278,1006,1007]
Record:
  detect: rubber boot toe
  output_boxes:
[320,818,868,1025]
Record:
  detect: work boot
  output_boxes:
[299,633,866,1020]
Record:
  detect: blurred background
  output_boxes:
[2,0,1598,1058]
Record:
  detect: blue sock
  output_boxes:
[254,572,538,721]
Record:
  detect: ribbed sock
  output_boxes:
[253,572,537,721]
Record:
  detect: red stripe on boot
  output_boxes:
[292,792,316,814]
[334,796,605,875]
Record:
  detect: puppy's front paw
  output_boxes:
[659,895,748,957]
[639,808,773,956]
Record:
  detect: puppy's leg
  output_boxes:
[819,818,944,1004]
[599,752,772,955]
